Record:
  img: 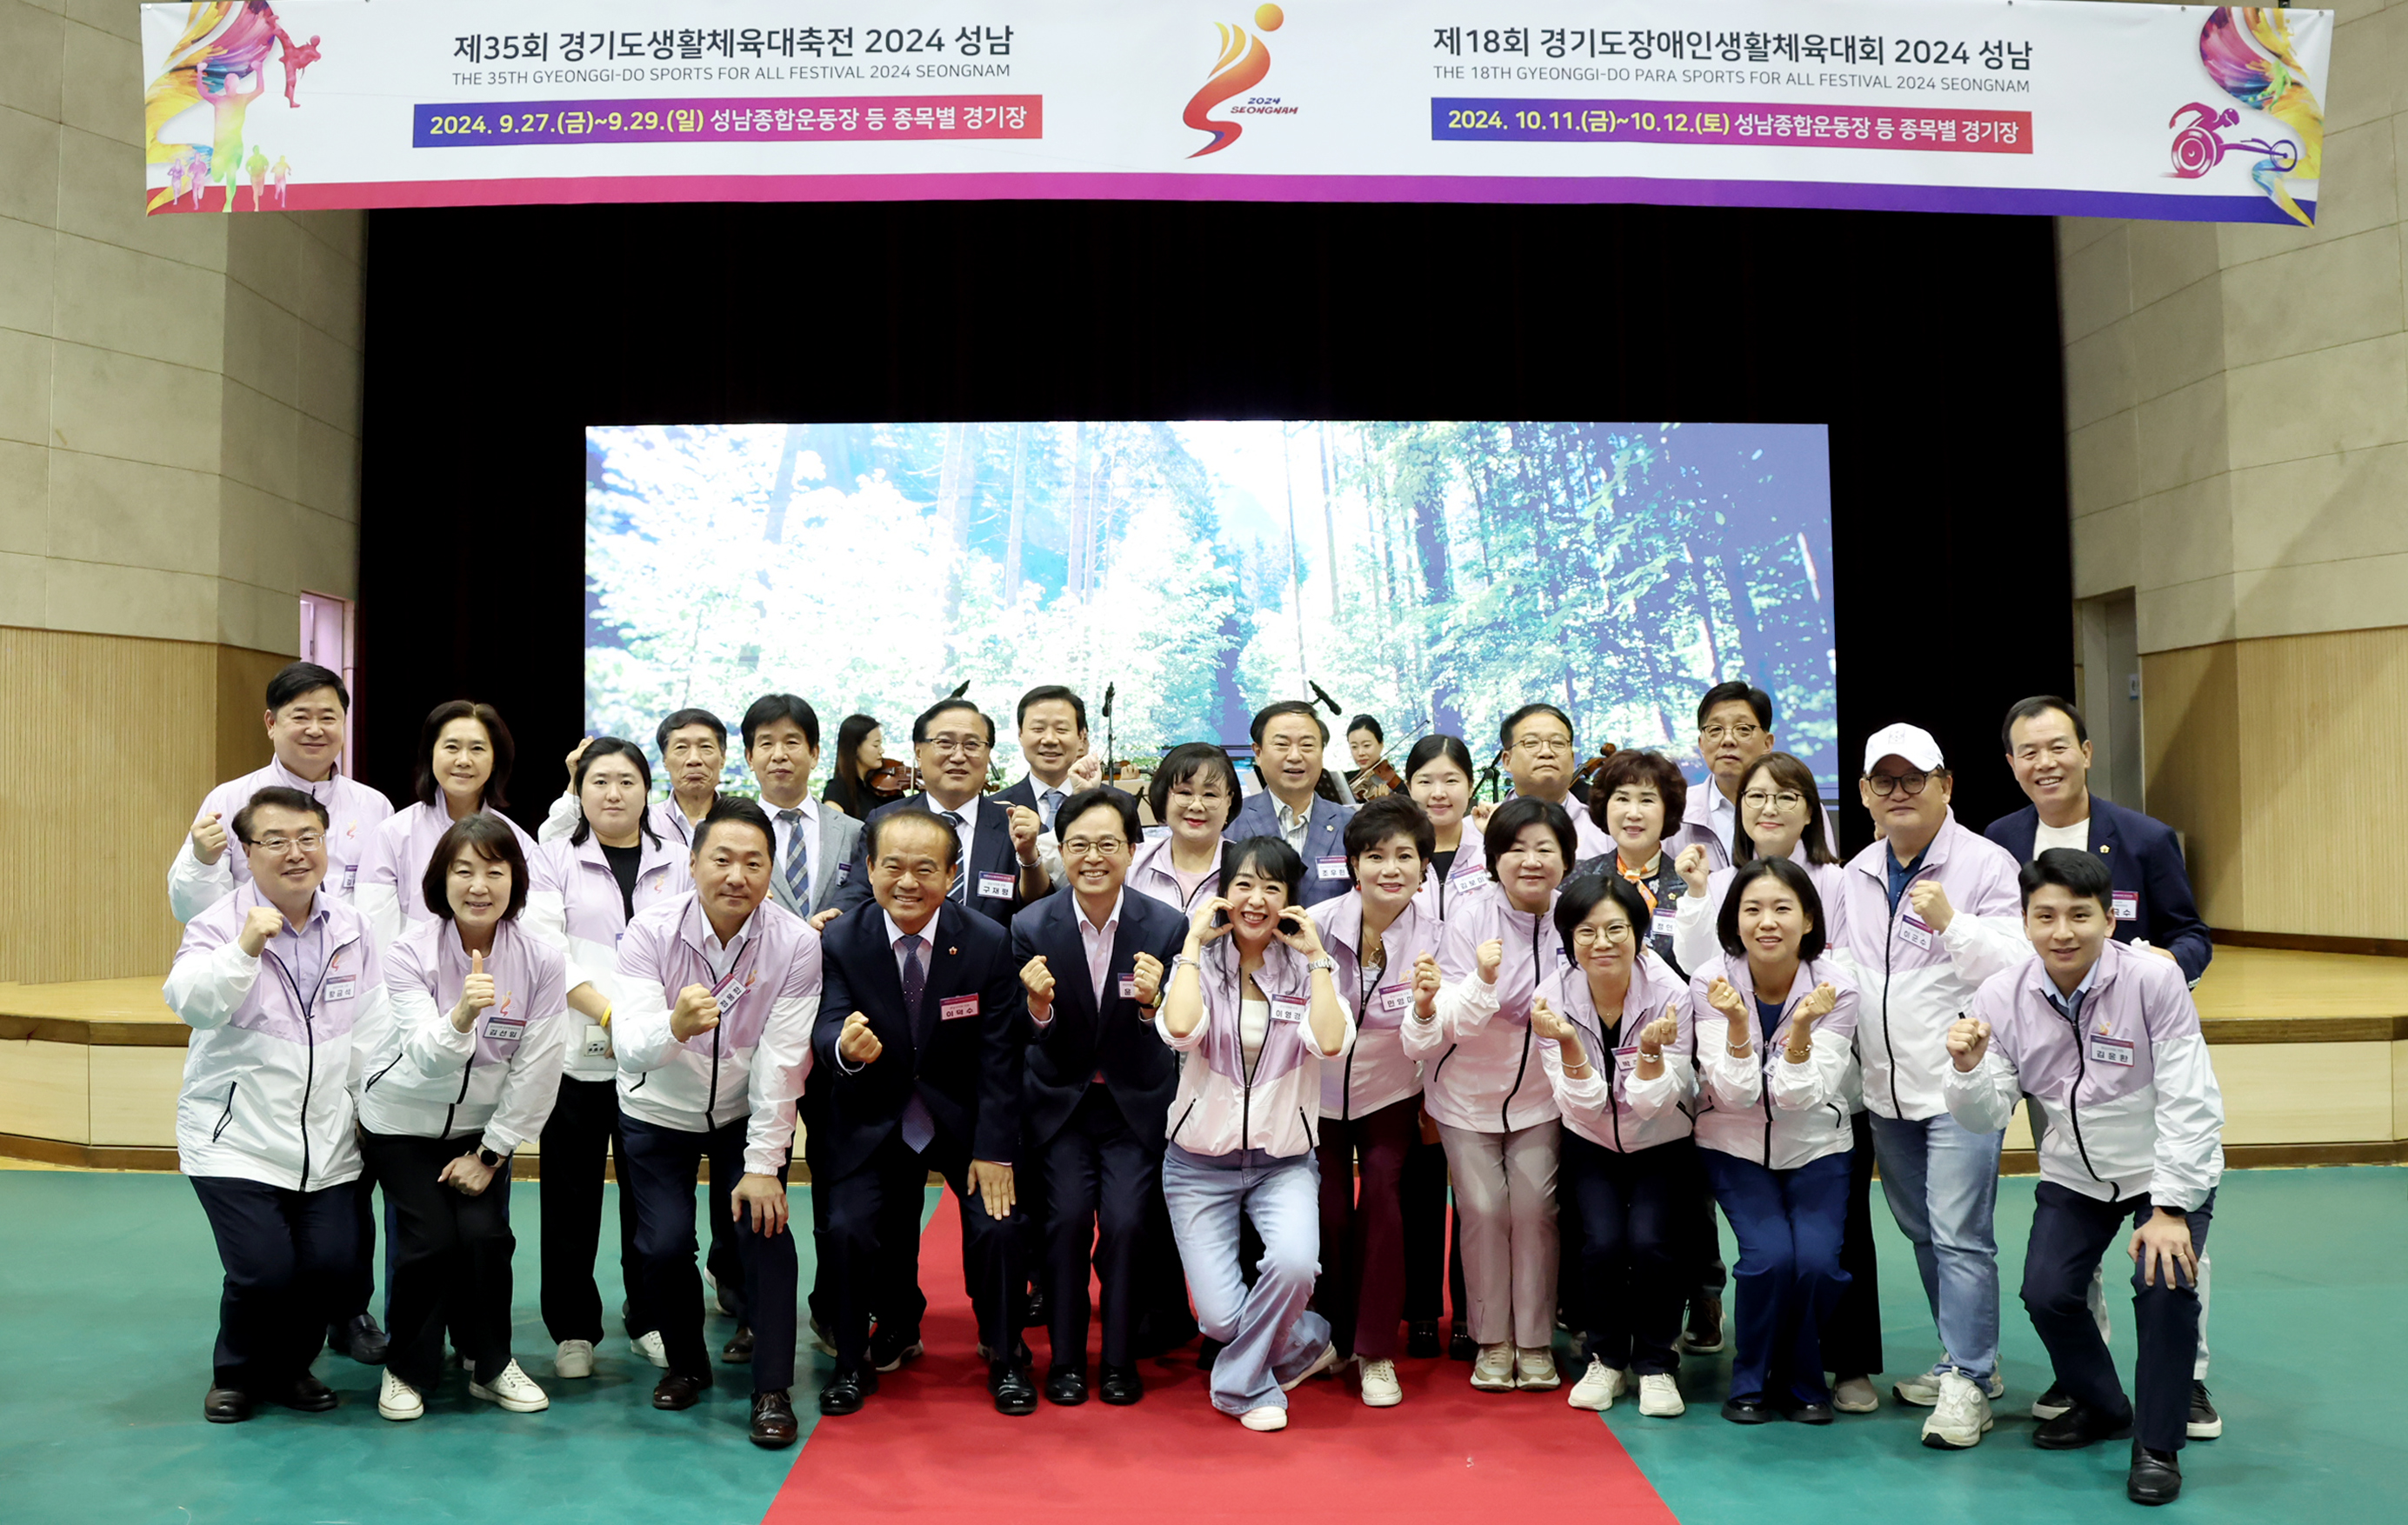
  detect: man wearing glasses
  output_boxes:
[1497,703,1614,861]
[1837,723,2029,1450]
[1666,682,1833,870]
[830,698,1049,928]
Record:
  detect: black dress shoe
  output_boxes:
[1449,1326,1478,1362]
[1021,1286,1050,1330]
[749,1389,799,1448]
[1044,1367,1088,1406]
[1720,1395,1781,1424]
[818,1368,877,1415]
[722,1325,755,1364]
[651,1372,712,1410]
[1683,1297,1724,1355]
[329,1314,390,1366]
[1098,1365,1144,1406]
[1783,1400,1835,1426]
[2033,1398,2134,1450]
[2031,1381,2074,1421]
[870,1328,925,1373]
[203,1386,252,1423]
[990,1363,1039,1416]
[272,1373,339,1413]
[2127,1444,2183,1505]
[1406,1321,1442,1359]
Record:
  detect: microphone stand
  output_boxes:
[1100,682,1117,788]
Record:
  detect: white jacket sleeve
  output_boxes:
[520,888,567,954]
[1941,912,2031,989]
[1431,971,1501,1036]
[1939,1048,2022,1135]
[1540,1038,1611,1125]
[613,972,678,1073]
[743,994,820,1175]
[2146,1034,2225,1209]
[537,790,582,845]
[1623,1049,1694,1118]
[1670,893,1719,981]
[1767,1026,1851,1113]
[397,987,476,1081]
[168,837,236,924]
[484,1008,570,1157]
[163,939,261,1031]
[1699,1033,1764,1114]
[357,884,404,953]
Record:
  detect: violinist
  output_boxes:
[826,715,907,822]
[1347,716,1404,800]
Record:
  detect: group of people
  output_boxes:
[165,667,2225,1506]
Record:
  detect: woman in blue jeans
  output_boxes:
[1688,857,1861,1423]
[1157,836,1354,1432]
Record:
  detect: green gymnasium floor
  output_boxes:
[2,1164,2399,1525]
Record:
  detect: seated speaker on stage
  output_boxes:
[540,708,730,853]
[1226,700,1356,909]
[830,697,1049,927]
[610,798,820,1449]
[1569,749,1696,979]
[812,808,1035,1419]
[1013,788,1187,1408]
[1667,682,1835,873]
[1497,703,1613,861]
[996,683,1108,890]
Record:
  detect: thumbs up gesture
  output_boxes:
[453,949,497,1033]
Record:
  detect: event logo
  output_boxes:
[1184,4,1284,157]
[143,2,320,213]
[2176,7,2320,225]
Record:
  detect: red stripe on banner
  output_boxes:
[764,1189,1680,1525]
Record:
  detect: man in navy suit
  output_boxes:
[1984,696,2211,983]
[831,697,1049,927]
[1224,700,1356,908]
[1011,788,1188,1407]
[812,808,1036,1417]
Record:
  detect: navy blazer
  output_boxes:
[1224,789,1357,908]
[1011,887,1188,1155]
[1984,795,2212,982]
[810,899,1027,1179]
[832,791,1031,928]
[996,774,1131,829]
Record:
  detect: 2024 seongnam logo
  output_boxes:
[1184,4,1294,157]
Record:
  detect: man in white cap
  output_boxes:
[1834,723,2027,1450]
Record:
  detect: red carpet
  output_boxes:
[765,1190,1681,1525]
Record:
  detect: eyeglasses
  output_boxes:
[924,736,991,756]
[1865,771,1932,797]
[1740,789,1807,810]
[1060,836,1128,859]
[1701,723,1763,743]
[1571,923,1634,947]
[1511,734,1571,756]
[245,833,325,854]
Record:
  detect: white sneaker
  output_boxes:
[1239,1405,1289,1431]
[1567,1356,1625,1411]
[1357,1357,1402,1407]
[1471,1342,1516,1391]
[1515,1348,1560,1390]
[554,1339,596,1380]
[630,1330,668,1369]
[1279,1343,1338,1392]
[1920,1371,1991,1449]
[470,1359,550,1413]
[377,1369,424,1422]
[1637,1372,1685,1417]
[1832,1375,1879,1414]
[1895,1365,2003,1406]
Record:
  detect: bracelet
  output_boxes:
[598,1003,613,1029]
[1725,1042,1753,1057]
[1562,1063,1592,1079]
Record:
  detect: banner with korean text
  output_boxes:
[139,1,2334,225]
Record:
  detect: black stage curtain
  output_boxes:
[359,199,2071,853]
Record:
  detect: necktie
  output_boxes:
[942,810,968,902]
[778,809,810,913]
[897,934,936,1152]
[1040,789,1065,833]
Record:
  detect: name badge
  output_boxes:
[977,871,1017,900]
[580,1022,612,1058]
[1613,1043,1641,1069]
[2111,890,2138,922]
[484,1012,527,1042]
[1897,914,1935,951]
[1268,994,1308,1024]
[341,862,359,892]
[1316,856,1350,881]
[1118,974,1139,1000]
[1143,825,1171,842]
[2088,1033,2136,1067]
[836,861,852,883]
[323,976,357,1002]
[1377,983,1413,1015]
[1651,907,1677,942]
[1449,857,1484,881]
[710,967,750,1015]
[939,994,979,1022]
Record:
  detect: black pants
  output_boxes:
[1037,1085,1162,1370]
[1562,1132,1688,1375]
[337,1172,379,1329]
[1684,1144,1729,1308]
[190,1175,360,1394]
[618,1115,798,1392]
[1401,1131,1468,1326]
[360,1130,517,1391]
[538,1076,651,1344]
[822,1124,1026,1375]
[2024,1182,2214,1454]
[1825,1110,1884,1378]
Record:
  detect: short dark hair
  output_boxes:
[741,693,821,752]
[1403,734,1476,783]
[655,707,728,759]
[1499,703,1574,749]
[911,698,994,747]
[421,816,530,923]
[1552,872,1651,950]
[1055,786,1140,845]
[2001,695,2088,755]
[693,796,776,860]
[1697,682,1773,731]
[1344,792,1434,865]
[1346,714,1384,744]
[570,737,661,849]
[1587,749,1687,837]
[234,785,330,843]
[1250,699,1329,747]
[1016,684,1088,733]
[1483,796,1577,877]
[1149,743,1244,826]
[265,661,348,713]
[864,806,962,869]
[2020,846,2113,911]
[1220,835,1305,903]
[1715,856,1827,963]
[414,701,515,811]
[1731,751,1836,868]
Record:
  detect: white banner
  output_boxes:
[140,2,2332,224]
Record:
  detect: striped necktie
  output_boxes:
[942,810,968,902]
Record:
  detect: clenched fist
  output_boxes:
[1008,804,1043,862]
[1946,1016,1991,1072]
[1907,879,1956,933]
[1411,951,1443,1020]
[237,904,287,958]
[1129,950,1164,1009]
[1020,954,1057,1022]
[670,983,720,1042]
[1473,937,1504,985]
[1674,843,1711,897]
[837,1011,883,1065]
[191,810,230,867]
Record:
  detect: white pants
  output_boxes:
[1436,1119,1560,1349]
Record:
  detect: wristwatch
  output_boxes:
[1307,956,1337,976]
[476,1145,509,1171]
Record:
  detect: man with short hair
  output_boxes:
[1664,681,1835,870]
[1497,703,1613,861]
[741,693,858,928]
[997,683,1111,891]
[831,698,1050,925]
[541,707,730,850]
[1226,700,1357,907]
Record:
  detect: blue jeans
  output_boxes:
[1701,1149,1851,1407]
[1162,1144,1332,1416]
[1869,1110,2002,1382]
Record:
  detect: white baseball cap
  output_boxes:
[1863,723,1945,774]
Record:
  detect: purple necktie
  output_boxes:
[897,933,935,1152]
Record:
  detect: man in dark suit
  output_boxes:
[831,697,1048,927]
[1224,699,1356,908]
[812,808,1036,1417]
[1011,788,1188,1407]
[1985,696,2211,982]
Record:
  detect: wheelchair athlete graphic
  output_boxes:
[2168,102,2298,179]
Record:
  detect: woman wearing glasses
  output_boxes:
[1130,743,1244,917]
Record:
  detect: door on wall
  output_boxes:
[2075,589,2143,811]
[298,591,357,777]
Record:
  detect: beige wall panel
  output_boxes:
[2217,1040,2392,1145]
[88,1044,184,1147]
[2139,643,2244,928]
[0,1039,89,1143]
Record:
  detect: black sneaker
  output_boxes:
[2187,1381,2222,1440]
[2033,1398,2133,1450]
[2030,1381,2073,1421]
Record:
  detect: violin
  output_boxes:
[864,758,917,804]
[1568,743,1619,803]
[1350,759,1405,799]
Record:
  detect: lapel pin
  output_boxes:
[2100,845,2112,855]
[948,947,957,956]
